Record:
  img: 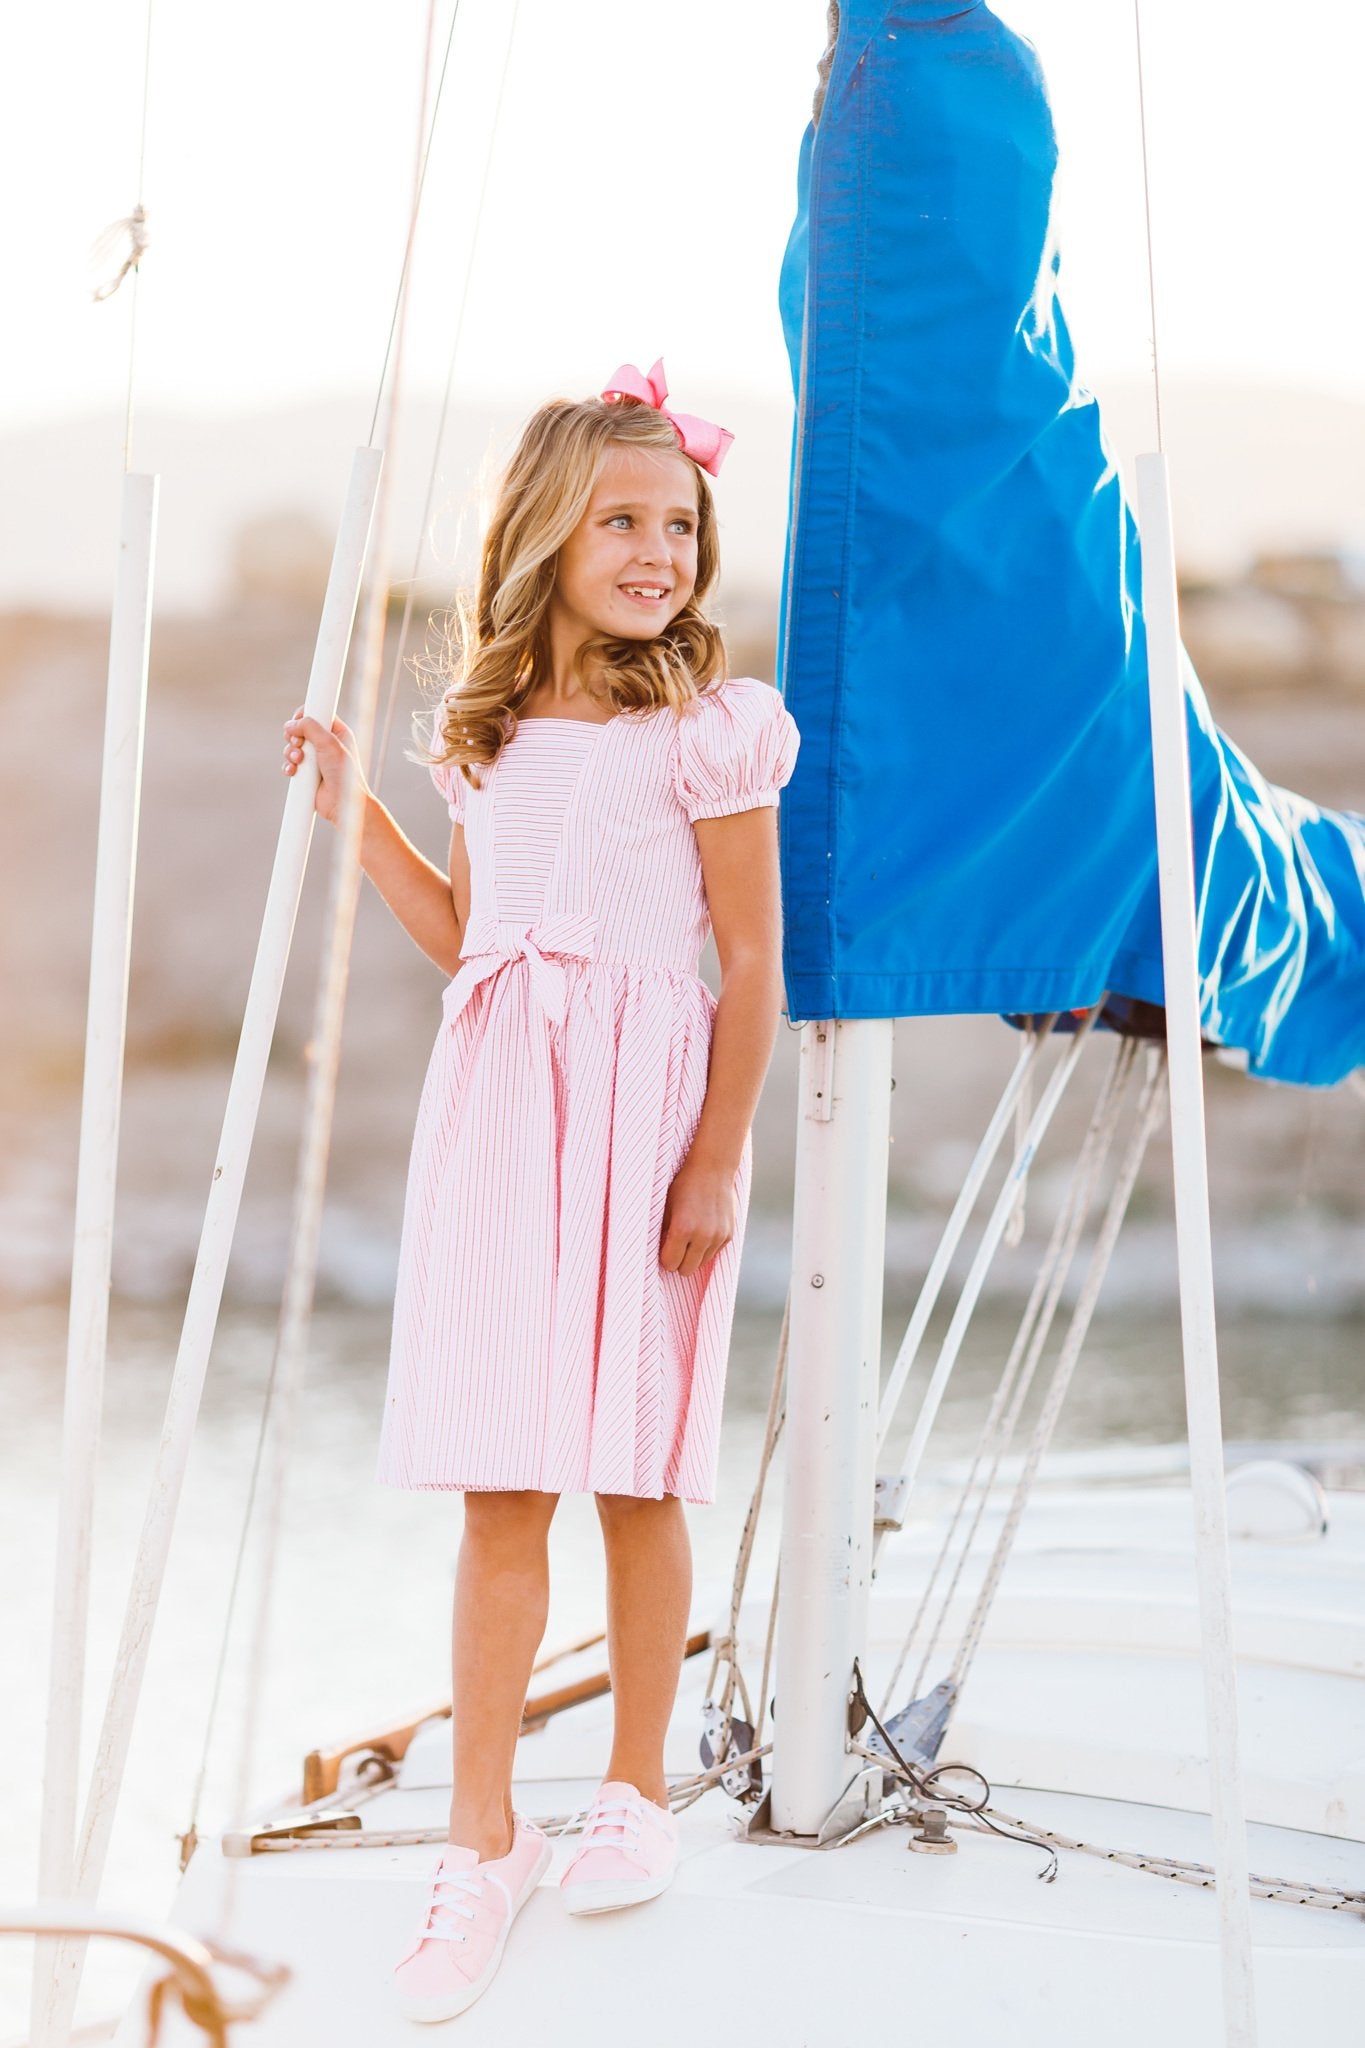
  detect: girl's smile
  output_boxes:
[618,580,673,609]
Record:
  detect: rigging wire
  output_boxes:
[948,1052,1168,1696]
[373,0,525,795]
[882,1038,1140,1717]
[178,0,470,1876]
[367,0,466,449]
[1131,0,1164,453]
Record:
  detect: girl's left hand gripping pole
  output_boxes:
[33,445,383,2048]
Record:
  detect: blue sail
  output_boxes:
[776,0,1365,1088]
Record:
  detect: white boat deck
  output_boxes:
[110,1478,1365,2045]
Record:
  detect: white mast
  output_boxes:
[770,1017,893,1835]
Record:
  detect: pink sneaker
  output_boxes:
[392,1817,551,2022]
[559,1781,679,1916]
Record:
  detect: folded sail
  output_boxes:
[777,0,1365,1086]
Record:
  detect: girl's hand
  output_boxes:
[659,1155,736,1276]
[281,708,370,827]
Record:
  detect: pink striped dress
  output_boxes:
[376,675,801,1504]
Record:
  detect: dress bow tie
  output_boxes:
[443,912,598,1034]
[600,359,734,477]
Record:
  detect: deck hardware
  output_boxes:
[873,1472,911,1531]
[700,1701,762,1800]
[805,1019,836,1122]
[338,1749,397,1791]
[815,1764,885,1844]
[222,1807,364,1858]
[867,1678,957,1772]
[907,1807,956,1854]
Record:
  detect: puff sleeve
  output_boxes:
[427,702,468,823]
[672,677,801,822]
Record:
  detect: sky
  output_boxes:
[5,0,1365,447]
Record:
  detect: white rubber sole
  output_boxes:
[560,1867,675,1917]
[394,1836,553,2023]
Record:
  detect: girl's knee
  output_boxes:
[594,1491,683,1528]
[462,1489,559,1545]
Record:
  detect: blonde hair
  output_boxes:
[418,393,726,792]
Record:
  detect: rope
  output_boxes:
[880,1037,1138,1715]
[221,1699,1363,1923]
[971,1809,1364,1914]
[847,1669,1360,1916]
[226,1743,774,1855]
[949,1051,1167,1694]
[847,1664,1051,1873]
[754,1560,782,1756]
[702,1290,790,1782]
[373,0,525,796]
[837,1777,1363,1917]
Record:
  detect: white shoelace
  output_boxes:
[582,1796,645,1848]
[421,1866,506,1946]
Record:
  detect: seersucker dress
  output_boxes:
[375,674,801,1505]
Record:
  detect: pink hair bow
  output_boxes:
[600,358,734,477]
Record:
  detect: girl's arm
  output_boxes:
[659,805,785,1276]
[283,711,467,976]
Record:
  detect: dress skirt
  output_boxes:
[374,677,799,1506]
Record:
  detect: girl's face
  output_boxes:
[549,444,700,647]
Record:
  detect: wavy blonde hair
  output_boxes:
[418,392,727,794]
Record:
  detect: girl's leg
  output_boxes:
[448,1488,560,1859]
[594,1494,692,1806]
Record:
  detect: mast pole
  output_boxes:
[31,472,156,2048]
[1137,450,1257,2046]
[37,448,381,2046]
[770,1017,892,1835]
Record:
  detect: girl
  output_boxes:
[281,360,799,2024]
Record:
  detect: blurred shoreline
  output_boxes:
[2,585,1363,1328]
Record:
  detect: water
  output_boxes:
[4,1295,1362,2040]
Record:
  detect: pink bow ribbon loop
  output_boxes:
[600,358,734,477]
[443,911,598,1034]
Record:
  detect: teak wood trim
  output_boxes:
[301,1629,710,1804]
[520,1629,711,1733]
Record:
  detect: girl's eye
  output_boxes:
[607,514,633,529]
[669,520,694,535]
